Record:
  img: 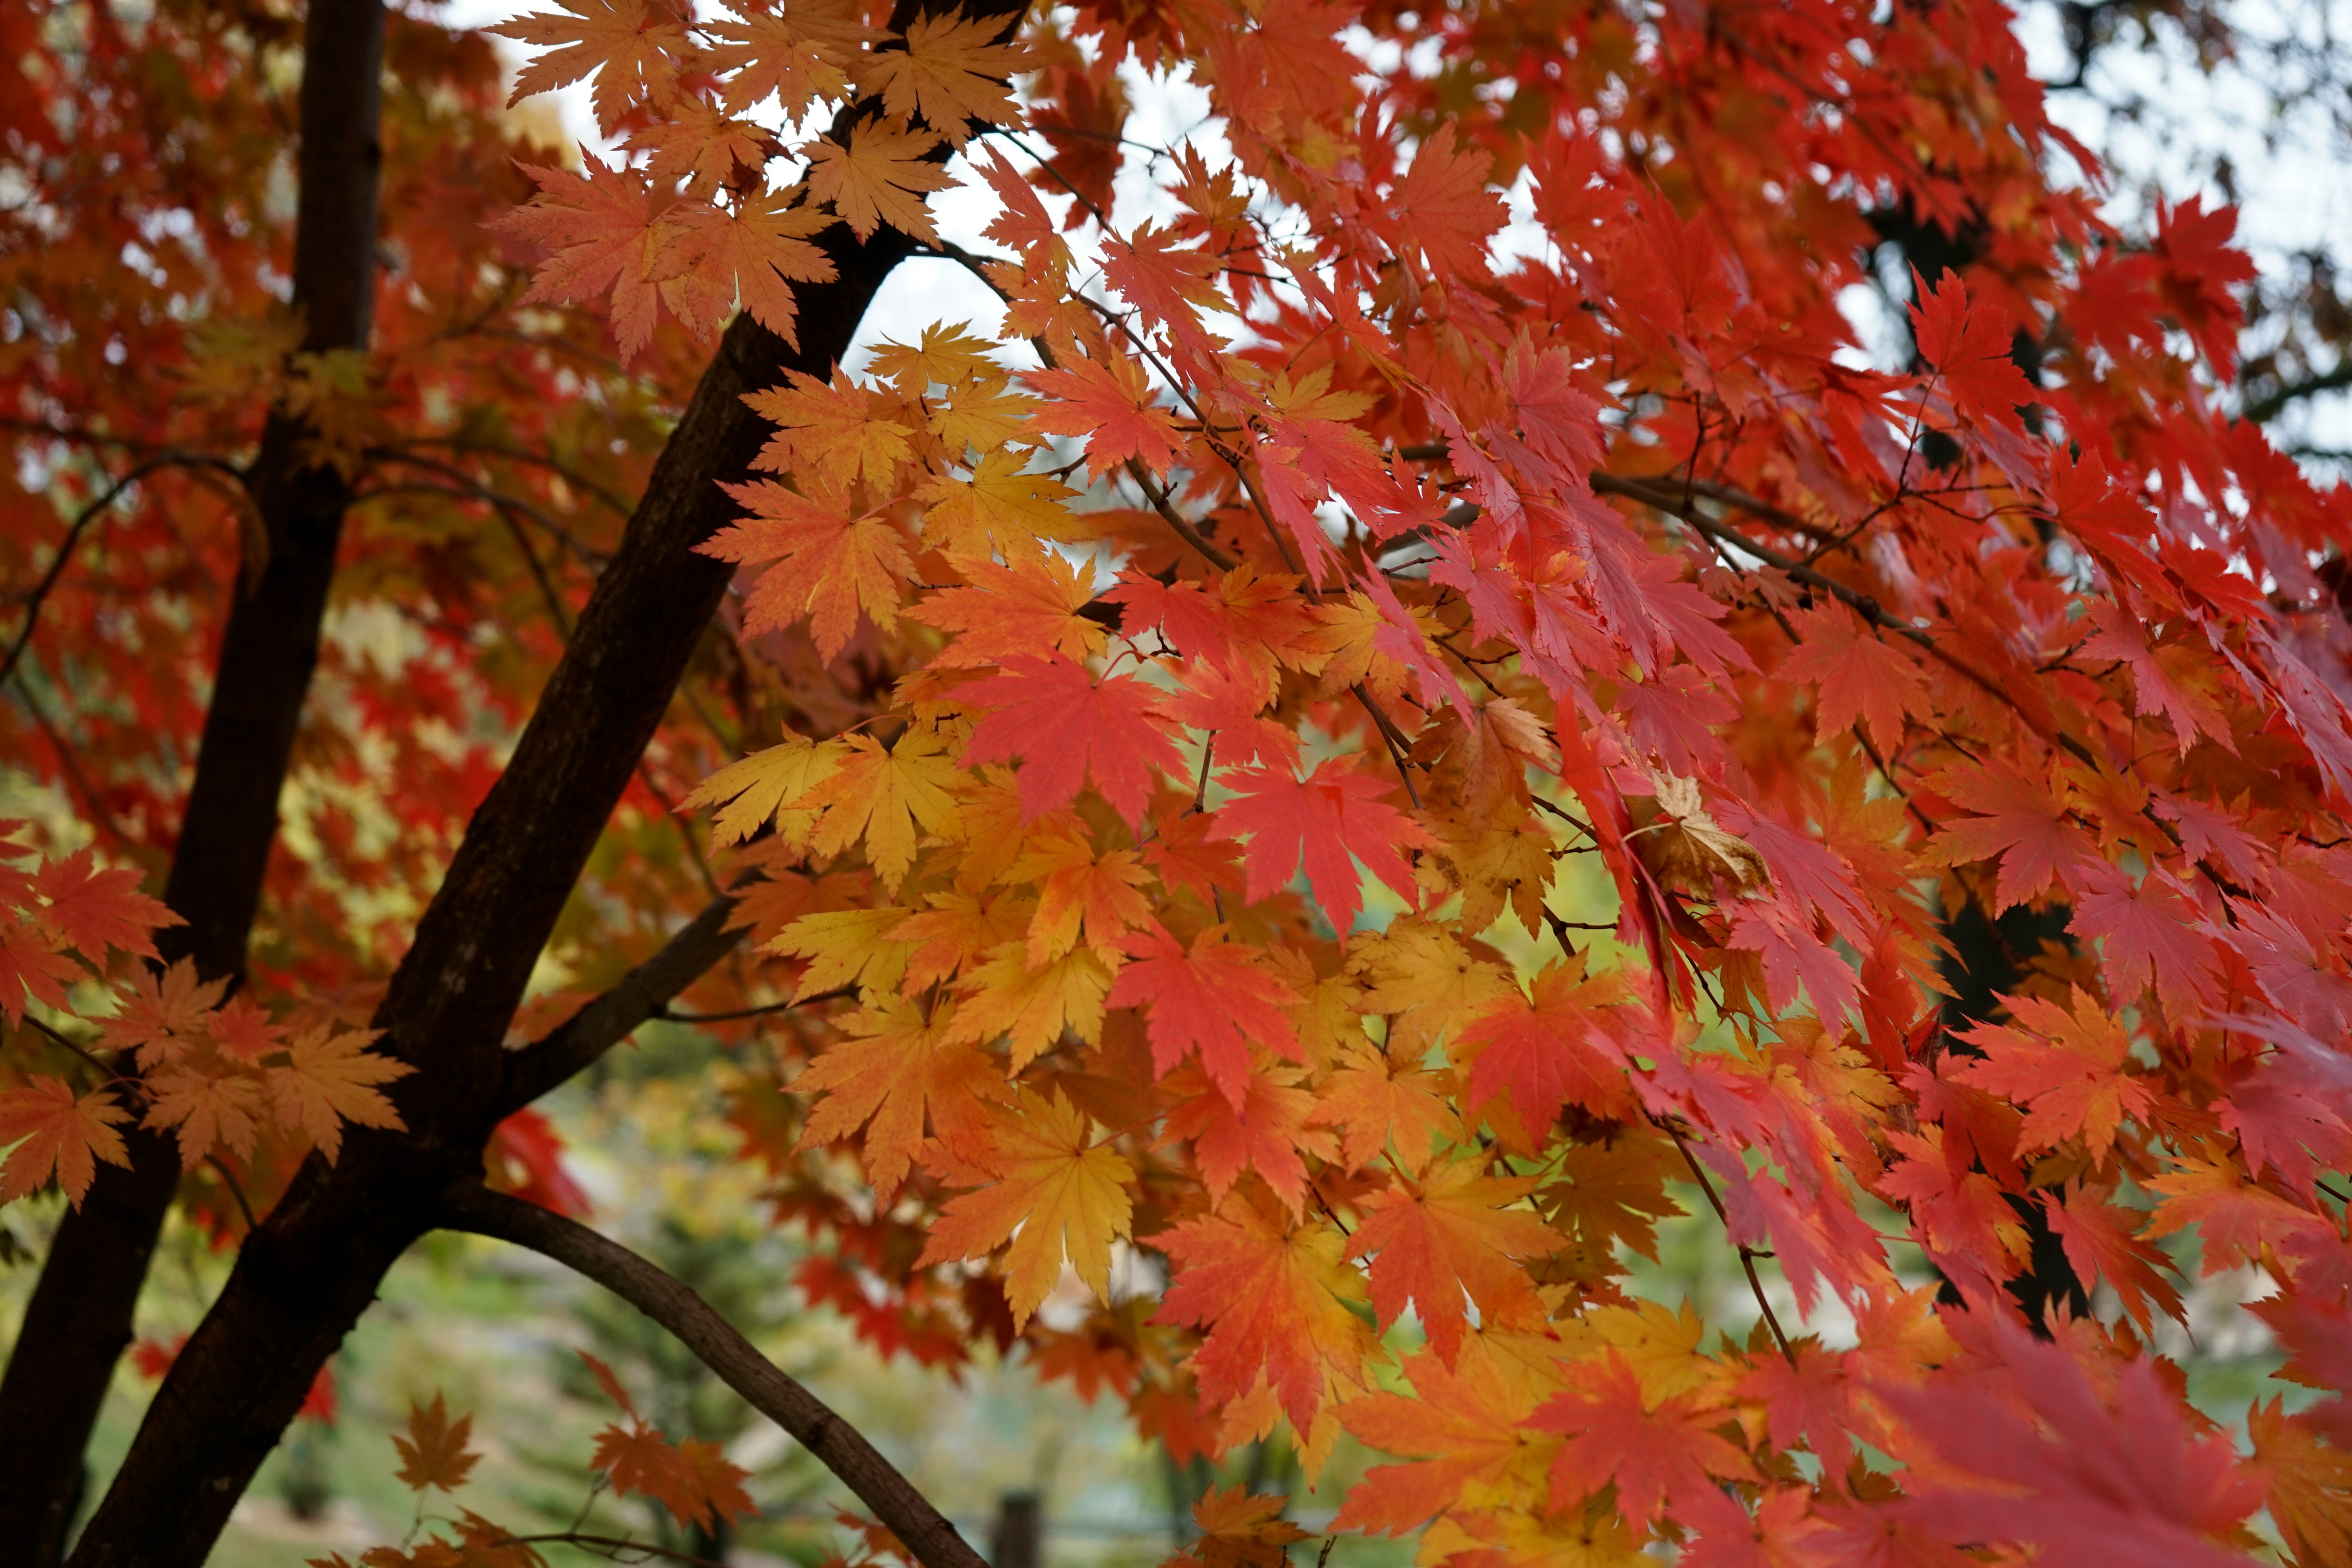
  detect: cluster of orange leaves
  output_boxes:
[0,830,413,1198]
[10,0,2352,1562]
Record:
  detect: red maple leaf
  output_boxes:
[1532,1351,1754,1533]
[1020,350,1186,481]
[1210,755,1434,935]
[1908,267,2037,433]
[1456,959,1638,1128]
[1880,1312,2264,1568]
[1105,924,1305,1108]
[960,655,1186,826]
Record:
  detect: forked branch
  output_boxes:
[436,1182,989,1568]
[499,884,758,1112]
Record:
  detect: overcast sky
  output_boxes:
[438,0,2352,453]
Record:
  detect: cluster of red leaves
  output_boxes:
[528,0,2347,1558]
[10,0,2352,1562]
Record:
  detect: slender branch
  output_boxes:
[1661,1124,1796,1365]
[1590,470,1835,549]
[204,1157,260,1233]
[1122,459,1236,570]
[437,1182,991,1568]
[1593,475,2106,771]
[1,453,241,689]
[499,888,757,1112]
[18,1013,123,1082]
[2242,360,2352,426]
[399,435,637,521]
[654,990,851,1024]
[494,1532,730,1568]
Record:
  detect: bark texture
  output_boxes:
[0,2,388,1558]
[53,1,1020,1558]
[60,223,924,1568]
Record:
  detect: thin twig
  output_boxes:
[2,452,241,688]
[1661,1123,1796,1365]
[493,1532,730,1568]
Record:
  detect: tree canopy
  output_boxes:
[4,0,2352,1564]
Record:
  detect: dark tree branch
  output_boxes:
[499,889,754,1112]
[0,0,393,1555]
[61,5,1029,1561]
[437,1183,991,1568]
[2242,359,2352,426]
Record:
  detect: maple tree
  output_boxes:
[4,0,2352,1562]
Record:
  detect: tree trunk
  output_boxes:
[0,2,388,1557]
[59,240,919,1568]
[52,0,1018,1556]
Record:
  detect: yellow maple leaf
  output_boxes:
[865,319,1003,394]
[1186,1486,1310,1568]
[855,11,1031,145]
[914,449,1085,558]
[947,941,1114,1067]
[895,889,1034,993]
[1009,832,1155,965]
[805,121,955,243]
[678,730,850,851]
[926,375,1043,460]
[1580,1298,1726,1406]
[916,1088,1136,1327]
[743,368,917,490]
[768,906,913,999]
[801,729,964,892]
[1294,591,1424,704]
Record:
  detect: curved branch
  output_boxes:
[499,886,754,1113]
[0,452,242,688]
[436,1182,990,1568]
[2242,359,2352,426]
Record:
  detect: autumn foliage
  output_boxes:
[6,0,2352,1563]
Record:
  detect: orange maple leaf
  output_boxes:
[1333,1350,1548,1535]
[795,996,1005,1195]
[663,186,839,348]
[857,11,1031,145]
[706,478,914,659]
[1346,1154,1560,1364]
[493,0,686,132]
[392,1393,480,1493]
[0,1076,130,1206]
[498,159,671,361]
[916,1089,1136,1327]
[806,121,955,243]
[1952,986,2151,1163]
[1155,1190,1379,1433]
[263,1023,414,1163]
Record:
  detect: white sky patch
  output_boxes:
[440,0,2349,459]
[2014,0,2352,455]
